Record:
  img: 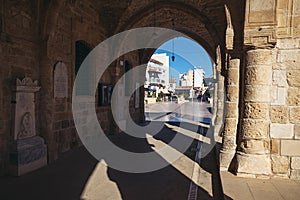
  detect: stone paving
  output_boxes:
[197,143,300,200]
[0,122,299,200]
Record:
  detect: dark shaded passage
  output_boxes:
[0,124,228,200]
[0,147,98,200]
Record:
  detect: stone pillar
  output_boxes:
[236,49,273,176]
[9,77,47,176]
[220,57,240,170]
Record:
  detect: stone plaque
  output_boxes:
[54,62,68,98]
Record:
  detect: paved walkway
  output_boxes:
[221,171,300,200]
[0,123,299,200]
[197,155,300,200]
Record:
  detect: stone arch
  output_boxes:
[116,2,226,57]
[40,0,243,174]
[112,1,233,146]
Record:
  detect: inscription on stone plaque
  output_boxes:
[54,62,68,98]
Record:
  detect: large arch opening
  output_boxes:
[144,36,214,124]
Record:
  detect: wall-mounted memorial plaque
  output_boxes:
[54,62,68,98]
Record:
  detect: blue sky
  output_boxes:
[154,37,213,78]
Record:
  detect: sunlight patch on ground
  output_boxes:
[81,161,122,200]
[146,133,201,187]
[164,123,211,144]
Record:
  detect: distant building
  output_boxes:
[179,73,188,86]
[144,53,170,97]
[174,86,193,97]
[193,68,205,88]
[169,78,177,93]
[178,68,205,88]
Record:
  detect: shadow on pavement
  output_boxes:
[106,125,200,199]
[0,147,98,200]
[0,123,231,200]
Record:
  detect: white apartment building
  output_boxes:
[179,67,205,88]
[193,68,205,88]
[145,53,170,90]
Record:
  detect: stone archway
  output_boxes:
[1,0,300,180]
[114,0,237,167]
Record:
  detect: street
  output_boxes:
[145,101,212,124]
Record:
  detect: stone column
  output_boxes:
[236,49,273,176]
[220,57,240,170]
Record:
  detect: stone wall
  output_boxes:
[0,0,40,175]
[40,0,106,162]
[269,39,300,179]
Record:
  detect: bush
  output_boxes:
[183,94,189,99]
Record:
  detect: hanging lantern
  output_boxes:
[171,19,175,62]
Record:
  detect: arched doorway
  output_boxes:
[144,37,214,124]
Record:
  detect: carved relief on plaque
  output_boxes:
[18,112,34,139]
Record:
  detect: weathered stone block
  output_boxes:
[62,120,70,129]
[221,136,236,151]
[0,120,6,133]
[270,106,288,123]
[287,87,300,106]
[225,102,238,118]
[270,124,294,139]
[219,150,236,171]
[290,107,300,124]
[245,66,272,85]
[287,70,300,87]
[285,62,300,70]
[244,103,268,119]
[281,140,300,156]
[227,68,239,86]
[271,155,290,174]
[291,157,300,170]
[295,124,300,139]
[277,39,300,49]
[290,170,300,180]
[226,86,239,102]
[242,119,269,139]
[273,70,287,87]
[272,63,285,70]
[244,85,271,103]
[277,50,300,63]
[271,139,280,154]
[240,139,270,154]
[236,152,271,175]
[271,86,286,106]
[229,58,240,69]
[53,121,61,131]
[223,118,238,136]
[246,49,273,66]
